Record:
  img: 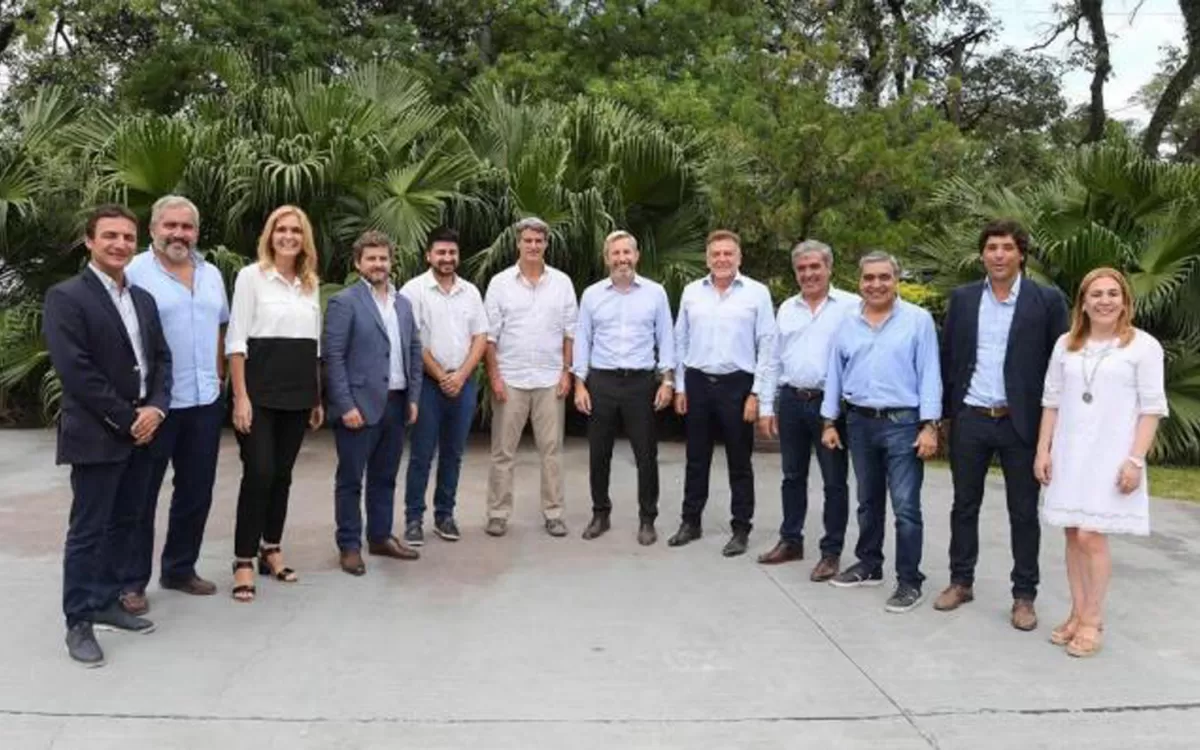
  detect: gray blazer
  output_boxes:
[323,281,423,426]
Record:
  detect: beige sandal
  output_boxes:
[1049,618,1079,646]
[1065,624,1104,658]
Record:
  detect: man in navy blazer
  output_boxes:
[935,219,1069,630]
[43,204,173,667]
[324,230,424,575]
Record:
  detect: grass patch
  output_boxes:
[926,460,1198,502]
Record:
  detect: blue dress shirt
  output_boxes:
[760,288,859,417]
[674,273,777,395]
[964,275,1020,408]
[572,274,675,380]
[127,249,230,409]
[821,299,942,421]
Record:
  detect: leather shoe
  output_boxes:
[933,583,974,611]
[722,530,750,557]
[1011,598,1038,631]
[667,522,702,547]
[368,536,420,560]
[581,513,611,540]
[637,522,657,546]
[340,549,366,576]
[118,591,149,616]
[757,540,803,565]
[160,575,217,596]
[810,555,840,582]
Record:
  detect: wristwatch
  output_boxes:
[1126,455,1145,469]
[921,420,941,430]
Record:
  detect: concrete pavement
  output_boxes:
[1,427,1199,749]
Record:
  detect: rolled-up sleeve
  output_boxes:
[1136,334,1169,416]
[751,288,778,398]
[224,266,255,357]
[484,277,503,344]
[655,286,676,374]
[561,280,578,340]
[572,291,594,379]
[674,291,691,394]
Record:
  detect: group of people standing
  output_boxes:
[43,199,1167,668]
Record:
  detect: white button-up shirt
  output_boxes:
[399,270,488,372]
[90,264,148,399]
[760,287,859,417]
[224,263,322,357]
[484,264,578,390]
[365,281,407,391]
[674,273,777,395]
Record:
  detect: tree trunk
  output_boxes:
[1080,0,1111,144]
[856,0,887,107]
[1141,0,1200,156]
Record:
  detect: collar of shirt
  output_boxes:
[702,272,744,289]
[147,246,201,277]
[265,266,304,289]
[423,269,464,296]
[88,263,128,294]
[602,273,644,291]
[791,287,852,316]
[513,263,555,288]
[855,299,902,330]
[361,277,396,303]
[984,273,1021,306]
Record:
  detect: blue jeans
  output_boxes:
[777,389,849,555]
[404,376,477,524]
[846,410,925,588]
[333,391,408,550]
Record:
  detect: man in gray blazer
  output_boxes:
[324,230,424,575]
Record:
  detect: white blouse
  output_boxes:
[225,263,322,357]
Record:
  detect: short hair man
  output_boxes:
[483,217,579,537]
[572,230,676,545]
[324,230,423,575]
[44,204,173,665]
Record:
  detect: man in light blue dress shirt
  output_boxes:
[757,240,857,581]
[820,251,941,613]
[124,196,229,606]
[573,231,676,545]
[668,229,777,557]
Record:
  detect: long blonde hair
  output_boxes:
[1066,267,1136,352]
[256,205,319,292]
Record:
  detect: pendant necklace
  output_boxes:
[1080,342,1115,404]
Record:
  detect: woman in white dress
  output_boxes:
[1034,267,1168,657]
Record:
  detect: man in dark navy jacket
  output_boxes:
[935,219,1069,630]
[43,204,173,667]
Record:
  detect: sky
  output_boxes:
[990,0,1187,125]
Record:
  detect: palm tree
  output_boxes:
[917,143,1200,464]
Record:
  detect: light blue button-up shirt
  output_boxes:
[572,274,675,380]
[674,273,777,395]
[761,287,859,417]
[365,280,406,391]
[126,251,229,408]
[821,299,942,421]
[964,275,1020,408]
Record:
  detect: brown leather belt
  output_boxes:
[967,405,1010,418]
[788,387,824,401]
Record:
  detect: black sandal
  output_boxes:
[231,560,256,602]
[258,545,298,582]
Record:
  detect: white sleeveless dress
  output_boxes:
[1041,330,1168,535]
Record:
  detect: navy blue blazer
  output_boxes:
[940,276,1069,446]
[42,269,172,465]
[322,281,423,426]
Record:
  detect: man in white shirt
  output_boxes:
[483,217,579,537]
[756,240,858,581]
[399,227,488,545]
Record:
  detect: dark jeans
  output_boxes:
[846,409,925,588]
[234,405,309,559]
[64,449,154,627]
[404,376,476,524]
[948,408,1041,600]
[777,388,849,555]
[335,391,407,550]
[123,399,224,592]
[586,369,659,521]
[681,369,755,533]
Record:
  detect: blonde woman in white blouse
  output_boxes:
[1034,267,1168,657]
[225,206,324,602]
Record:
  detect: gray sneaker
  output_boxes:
[403,520,424,547]
[485,518,508,537]
[885,584,925,614]
[92,602,155,634]
[829,562,884,588]
[545,518,569,537]
[433,517,461,542]
[65,622,105,668]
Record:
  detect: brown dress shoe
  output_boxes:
[933,583,974,611]
[118,591,149,616]
[368,536,420,560]
[160,575,217,596]
[756,541,803,565]
[340,549,366,576]
[1011,599,1038,631]
[809,555,840,582]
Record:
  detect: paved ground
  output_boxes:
[1,427,1199,749]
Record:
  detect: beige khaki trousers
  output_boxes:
[487,385,565,520]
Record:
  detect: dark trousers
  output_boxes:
[64,449,154,626]
[948,408,1041,600]
[586,369,659,521]
[404,377,476,524]
[123,399,224,592]
[234,405,309,559]
[777,388,850,555]
[335,391,407,550]
[681,369,755,533]
[846,410,925,588]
